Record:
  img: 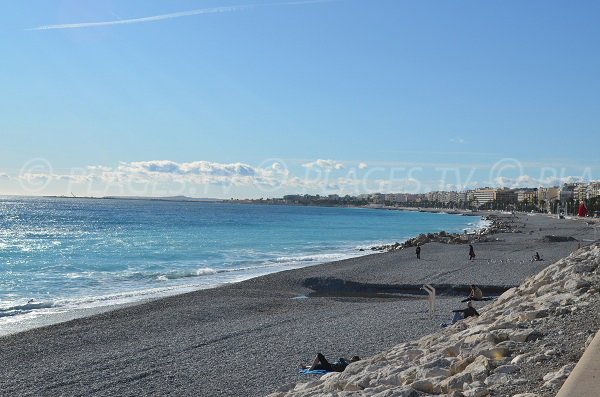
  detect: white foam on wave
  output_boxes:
[155,267,218,281]
[153,253,361,284]
[0,250,366,325]
[196,267,217,275]
[463,218,492,233]
[0,300,55,318]
[272,252,350,264]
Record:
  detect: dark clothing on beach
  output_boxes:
[416,246,421,259]
[453,306,479,319]
[469,245,476,260]
[312,353,351,372]
[442,304,480,327]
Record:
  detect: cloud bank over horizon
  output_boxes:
[2,157,597,199]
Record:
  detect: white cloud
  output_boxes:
[449,138,466,144]
[8,157,597,198]
[358,162,368,169]
[118,160,258,178]
[28,0,337,31]
[492,174,587,188]
[86,165,113,172]
[301,159,344,170]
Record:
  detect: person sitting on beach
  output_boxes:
[532,252,542,261]
[302,353,360,373]
[461,284,484,302]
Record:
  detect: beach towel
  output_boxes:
[299,369,329,375]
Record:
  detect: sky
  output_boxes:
[1,0,599,198]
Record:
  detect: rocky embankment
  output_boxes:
[268,244,600,397]
[369,215,519,252]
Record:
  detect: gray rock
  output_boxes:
[564,279,591,290]
[463,388,490,397]
[494,365,520,374]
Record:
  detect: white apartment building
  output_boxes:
[573,184,588,201]
[472,188,496,206]
[586,182,600,199]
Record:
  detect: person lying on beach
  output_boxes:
[453,301,479,320]
[461,284,483,302]
[532,252,543,261]
[301,353,360,373]
[441,302,479,327]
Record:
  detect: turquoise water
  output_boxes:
[0,197,483,325]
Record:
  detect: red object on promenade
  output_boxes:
[577,202,588,217]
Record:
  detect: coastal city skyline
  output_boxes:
[2,1,599,198]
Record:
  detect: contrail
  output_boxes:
[27,0,337,31]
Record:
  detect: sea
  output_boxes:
[0,196,485,331]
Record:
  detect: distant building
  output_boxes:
[283,194,302,203]
[560,184,575,202]
[394,194,409,203]
[472,188,496,207]
[538,187,560,207]
[280,182,597,210]
[516,188,538,203]
[495,188,518,205]
[587,182,600,199]
[370,193,385,204]
[574,184,588,201]
[402,194,421,203]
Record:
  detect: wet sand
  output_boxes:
[0,212,597,397]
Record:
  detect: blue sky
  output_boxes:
[1,0,599,198]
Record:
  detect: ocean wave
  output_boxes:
[463,218,492,233]
[272,252,349,264]
[0,301,55,318]
[156,267,218,281]
[154,254,355,281]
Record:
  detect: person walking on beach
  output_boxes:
[302,353,360,373]
[469,244,476,260]
[416,245,421,259]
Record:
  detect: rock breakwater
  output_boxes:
[369,215,516,252]
[268,244,600,397]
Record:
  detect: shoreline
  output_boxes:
[0,212,597,396]
[0,208,485,337]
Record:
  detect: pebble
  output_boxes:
[268,245,600,397]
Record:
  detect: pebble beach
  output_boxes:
[0,212,597,397]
